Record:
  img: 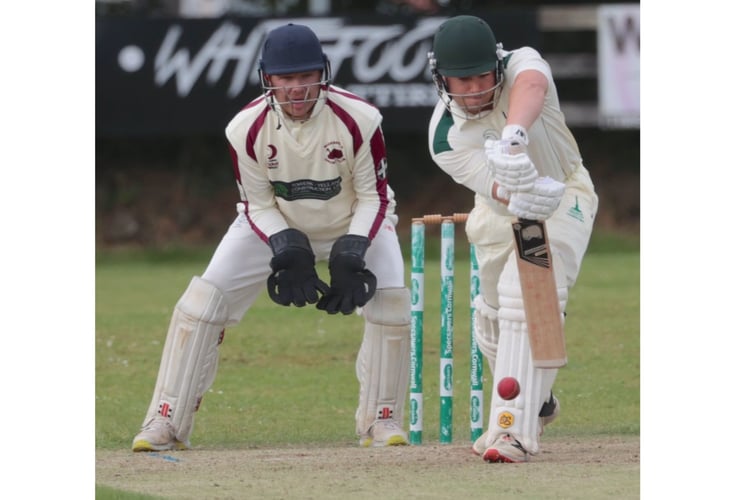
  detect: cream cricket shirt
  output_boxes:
[428,46,584,203]
[427,46,598,293]
[226,85,395,243]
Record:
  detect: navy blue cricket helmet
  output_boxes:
[259,23,329,76]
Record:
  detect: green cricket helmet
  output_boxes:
[432,15,499,77]
[428,15,504,118]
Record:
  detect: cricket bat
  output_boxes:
[512,218,566,368]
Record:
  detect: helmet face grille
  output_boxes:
[260,23,327,75]
[432,15,498,77]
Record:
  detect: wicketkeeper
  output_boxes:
[427,15,599,462]
[132,23,411,451]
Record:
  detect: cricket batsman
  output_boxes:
[427,15,599,462]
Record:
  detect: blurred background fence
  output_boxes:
[95,0,639,249]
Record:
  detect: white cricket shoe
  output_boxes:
[359,419,408,447]
[472,431,489,456]
[472,394,560,457]
[482,434,529,463]
[132,416,189,452]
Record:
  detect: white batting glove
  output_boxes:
[485,125,537,193]
[508,176,566,221]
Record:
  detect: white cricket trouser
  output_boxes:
[202,211,405,325]
[465,165,598,309]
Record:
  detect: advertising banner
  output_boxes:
[96,12,538,136]
[597,4,640,128]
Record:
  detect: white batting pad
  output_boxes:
[485,256,559,455]
[142,276,229,443]
[355,287,411,437]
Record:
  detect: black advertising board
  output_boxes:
[96,12,538,136]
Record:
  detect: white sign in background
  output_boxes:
[598,4,640,129]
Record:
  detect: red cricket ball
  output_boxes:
[497,376,521,400]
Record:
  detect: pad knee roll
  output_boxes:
[362,287,411,325]
[498,253,569,324]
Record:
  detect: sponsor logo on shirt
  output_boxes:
[482,129,500,142]
[567,196,585,222]
[271,177,343,201]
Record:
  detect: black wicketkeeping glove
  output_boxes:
[316,234,377,315]
[266,228,330,307]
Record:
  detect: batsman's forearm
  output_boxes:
[506,70,547,129]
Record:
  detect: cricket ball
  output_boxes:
[497,377,520,400]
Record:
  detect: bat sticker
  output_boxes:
[512,220,551,268]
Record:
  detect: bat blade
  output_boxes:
[512,219,567,368]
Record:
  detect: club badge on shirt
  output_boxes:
[266,144,279,169]
[325,141,346,163]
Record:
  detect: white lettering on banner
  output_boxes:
[154,23,265,97]
[147,17,446,98]
[347,83,437,107]
[597,4,640,129]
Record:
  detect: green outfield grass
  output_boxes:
[96,230,639,452]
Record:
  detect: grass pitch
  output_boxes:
[95,232,639,498]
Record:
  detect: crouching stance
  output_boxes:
[427,16,598,462]
[133,23,410,451]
